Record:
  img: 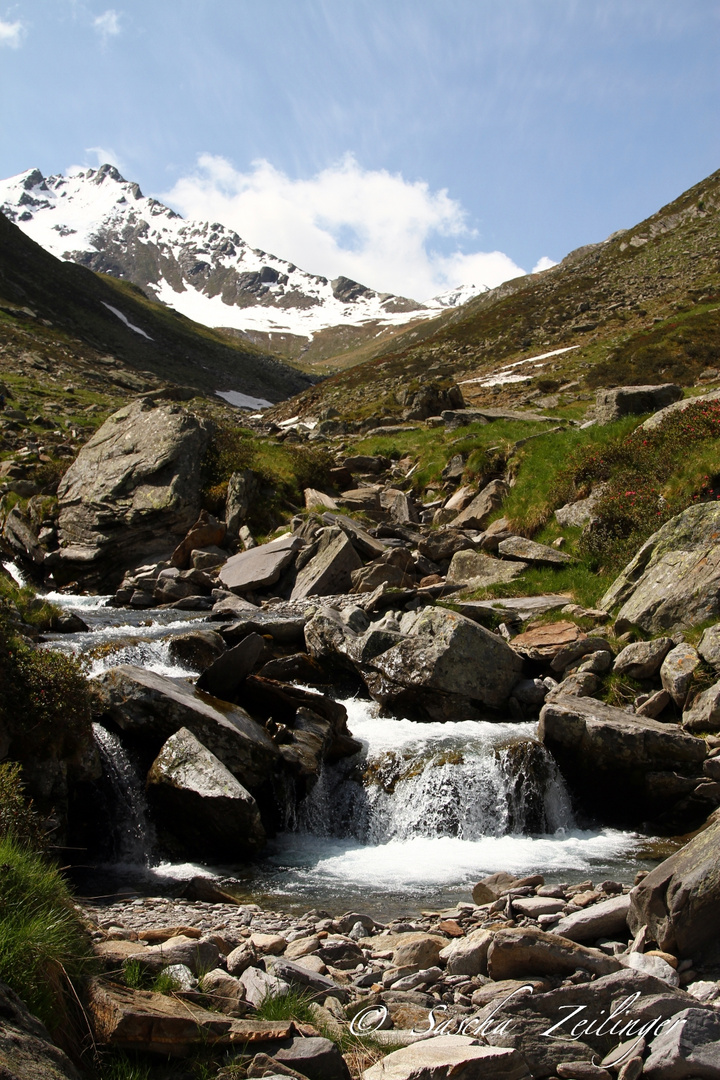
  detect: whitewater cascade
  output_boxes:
[92,723,155,866]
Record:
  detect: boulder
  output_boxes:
[3,506,44,566]
[266,957,350,1002]
[362,1037,531,1080]
[170,511,226,569]
[126,935,220,975]
[553,894,630,943]
[446,550,528,588]
[554,485,607,528]
[510,621,585,660]
[486,927,621,980]
[338,487,382,512]
[698,624,720,671]
[343,455,390,474]
[273,1036,351,1080]
[539,696,706,823]
[94,664,277,789]
[613,638,674,680]
[218,534,304,594]
[472,872,521,904]
[239,966,289,1008]
[392,935,443,971]
[364,607,523,718]
[661,644,700,707]
[0,980,80,1080]
[640,386,720,431]
[291,529,363,599]
[304,488,338,511]
[451,480,509,529]
[146,727,266,858]
[321,512,388,559]
[600,504,720,634]
[497,536,572,566]
[594,384,683,425]
[351,553,416,593]
[200,969,248,1016]
[225,470,259,538]
[196,633,266,701]
[51,399,211,588]
[417,529,473,564]
[682,682,720,733]
[167,628,226,671]
[453,595,572,626]
[439,929,493,976]
[628,816,720,958]
[642,1007,720,1078]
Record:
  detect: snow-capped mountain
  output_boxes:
[0,165,477,344]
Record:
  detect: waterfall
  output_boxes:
[2,560,26,586]
[92,723,155,865]
[297,704,575,844]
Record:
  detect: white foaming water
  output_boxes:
[92,723,155,865]
[257,697,641,910]
[2,560,26,586]
[44,590,113,610]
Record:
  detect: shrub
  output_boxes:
[0,834,92,1031]
[0,762,46,849]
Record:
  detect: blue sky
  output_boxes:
[1,1,719,299]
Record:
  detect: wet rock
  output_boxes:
[594,384,682,425]
[613,638,674,680]
[628,816,720,958]
[147,727,266,858]
[168,628,226,670]
[446,550,528,588]
[196,633,266,701]
[51,400,211,589]
[497,536,572,566]
[364,606,523,718]
[94,664,277,789]
[601,504,720,634]
[451,479,509,529]
[661,644,700,707]
[362,1037,531,1080]
[218,534,304,594]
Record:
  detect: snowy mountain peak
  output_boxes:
[1,165,477,343]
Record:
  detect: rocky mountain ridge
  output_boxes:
[0,165,473,369]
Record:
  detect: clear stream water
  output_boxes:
[37,582,663,918]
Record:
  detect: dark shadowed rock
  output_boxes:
[291,529,362,599]
[168,628,226,671]
[0,981,80,1080]
[51,399,211,588]
[147,726,265,857]
[601,504,720,634]
[170,511,227,569]
[643,1006,720,1078]
[225,470,259,539]
[196,633,265,701]
[94,664,277,788]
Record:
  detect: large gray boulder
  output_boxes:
[147,727,265,858]
[451,479,508,529]
[628,816,720,959]
[94,664,277,789]
[446,550,528,588]
[364,607,523,720]
[497,536,572,566]
[50,400,212,588]
[600,504,720,634]
[595,383,682,425]
[362,1037,530,1080]
[640,386,720,431]
[539,695,706,823]
[643,1007,720,1078]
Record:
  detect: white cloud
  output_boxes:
[161,154,528,301]
[532,255,558,274]
[67,146,125,175]
[0,18,24,47]
[93,8,120,41]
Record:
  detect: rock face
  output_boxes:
[94,664,277,790]
[147,727,266,858]
[51,399,211,588]
[594,383,682,425]
[539,695,706,823]
[600,504,720,633]
[628,816,720,958]
[364,607,523,720]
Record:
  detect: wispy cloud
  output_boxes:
[162,154,526,300]
[0,17,25,48]
[92,8,121,42]
[67,146,125,174]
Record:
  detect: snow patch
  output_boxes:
[215,390,273,410]
[101,302,153,339]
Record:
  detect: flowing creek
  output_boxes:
[39,584,663,919]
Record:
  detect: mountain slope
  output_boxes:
[266,167,720,420]
[0,165,465,368]
[0,210,312,403]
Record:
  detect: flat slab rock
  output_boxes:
[510,620,585,658]
[218,534,303,594]
[362,1035,531,1080]
[452,595,572,625]
[497,536,572,565]
[446,550,528,588]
